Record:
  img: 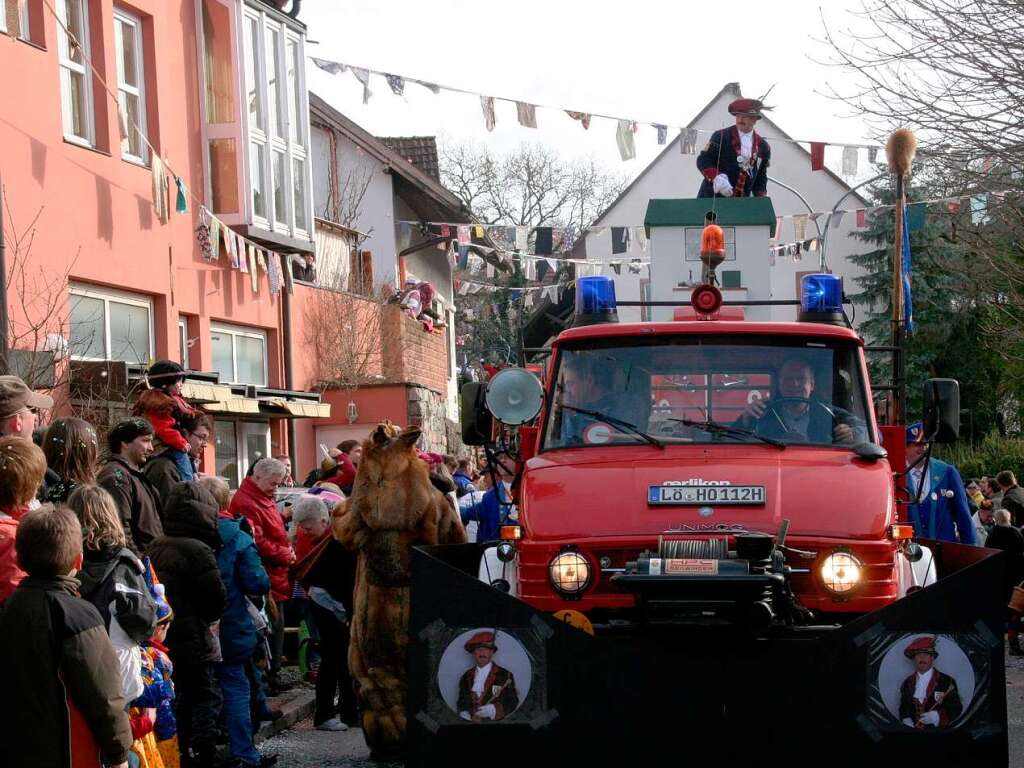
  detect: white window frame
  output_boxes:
[68,284,154,363]
[56,0,95,147]
[112,7,148,165]
[240,3,312,241]
[214,418,270,488]
[178,318,189,368]
[210,322,268,386]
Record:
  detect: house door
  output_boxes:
[214,420,271,488]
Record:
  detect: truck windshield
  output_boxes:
[542,337,873,450]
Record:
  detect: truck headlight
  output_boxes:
[548,550,591,596]
[820,550,863,595]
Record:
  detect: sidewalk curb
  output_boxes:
[256,687,316,743]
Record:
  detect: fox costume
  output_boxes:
[333,422,466,760]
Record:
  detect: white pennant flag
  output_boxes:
[793,214,808,241]
[842,146,859,176]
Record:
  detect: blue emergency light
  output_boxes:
[574,275,619,326]
[798,273,845,325]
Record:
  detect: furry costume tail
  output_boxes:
[886,128,916,177]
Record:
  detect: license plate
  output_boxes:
[648,485,766,505]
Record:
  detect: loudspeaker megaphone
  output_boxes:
[485,367,544,426]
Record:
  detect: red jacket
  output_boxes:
[228,477,293,601]
[320,453,356,491]
[0,508,28,604]
[133,389,196,453]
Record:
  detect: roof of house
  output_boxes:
[309,92,464,222]
[592,82,869,227]
[378,137,441,181]
[645,198,777,235]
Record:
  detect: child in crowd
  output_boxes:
[0,505,133,768]
[135,580,178,768]
[0,436,47,603]
[133,360,199,482]
[68,484,157,705]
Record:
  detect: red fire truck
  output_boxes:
[406,267,1007,767]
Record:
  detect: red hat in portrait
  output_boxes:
[728,98,766,118]
[903,636,938,659]
[464,631,498,653]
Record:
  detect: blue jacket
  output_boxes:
[907,459,976,545]
[216,516,270,663]
[453,470,475,492]
[461,484,512,543]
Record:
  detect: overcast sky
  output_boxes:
[301,0,874,180]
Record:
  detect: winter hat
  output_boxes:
[142,559,173,624]
[147,359,186,386]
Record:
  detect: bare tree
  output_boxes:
[821,0,1024,361]
[302,286,388,390]
[440,141,627,236]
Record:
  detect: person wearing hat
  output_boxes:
[132,360,201,483]
[456,630,519,722]
[0,374,53,440]
[98,417,163,557]
[905,422,975,544]
[696,97,772,198]
[898,636,962,728]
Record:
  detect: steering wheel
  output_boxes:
[756,397,837,435]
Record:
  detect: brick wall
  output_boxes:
[381,305,449,395]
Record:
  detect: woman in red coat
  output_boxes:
[227,457,294,690]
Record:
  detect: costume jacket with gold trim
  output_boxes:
[898,669,962,727]
[457,663,519,720]
[696,126,771,198]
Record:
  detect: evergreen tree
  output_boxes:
[849,175,1009,436]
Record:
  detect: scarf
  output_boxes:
[730,126,761,198]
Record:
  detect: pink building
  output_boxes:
[0,0,332,484]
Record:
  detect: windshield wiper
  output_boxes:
[667,417,787,449]
[559,404,665,449]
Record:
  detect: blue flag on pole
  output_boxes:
[902,208,914,333]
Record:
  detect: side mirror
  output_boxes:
[460,382,492,446]
[923,378,960,443]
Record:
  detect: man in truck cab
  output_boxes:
[735,357,865,445]
[550,354,650,447]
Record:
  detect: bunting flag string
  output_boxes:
[309,54,898,163]
[399,186,1015,242]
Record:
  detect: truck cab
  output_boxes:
[472,272,931,632]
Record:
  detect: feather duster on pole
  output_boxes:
[886,128,916,424]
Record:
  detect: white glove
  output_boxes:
[902,718,915,727]
[918,710,940,727]
[712,174,733,197]
[459,711,472,721]
[475,704,497,720]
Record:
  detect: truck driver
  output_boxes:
[551,356,649,446]
[735,358,865,445]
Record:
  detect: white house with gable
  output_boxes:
[584,83,870,324]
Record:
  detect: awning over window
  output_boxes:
[257,398,331,419]
[180,380,234,404]
[204,397,262,414]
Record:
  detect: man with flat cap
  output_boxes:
[456,630,519,722]
[696,98,772,198]
[898,636,962,728]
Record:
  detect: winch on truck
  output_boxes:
[404,200,1008,768]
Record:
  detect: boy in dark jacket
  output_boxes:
[200,476,272,767]
[0,505,133,768]
[149,482,227,768]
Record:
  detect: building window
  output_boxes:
[69,286,153,363]
[721,270,742,289]
[684,226,736,261]
[240,3,311,240]
[178,318,189,368]
[2,1,34,42]
[56,0,94,146]
[112,8,147,164]
[214,419,270,488]
[210,323,267,386]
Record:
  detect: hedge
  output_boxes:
[934,433,1024,481]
